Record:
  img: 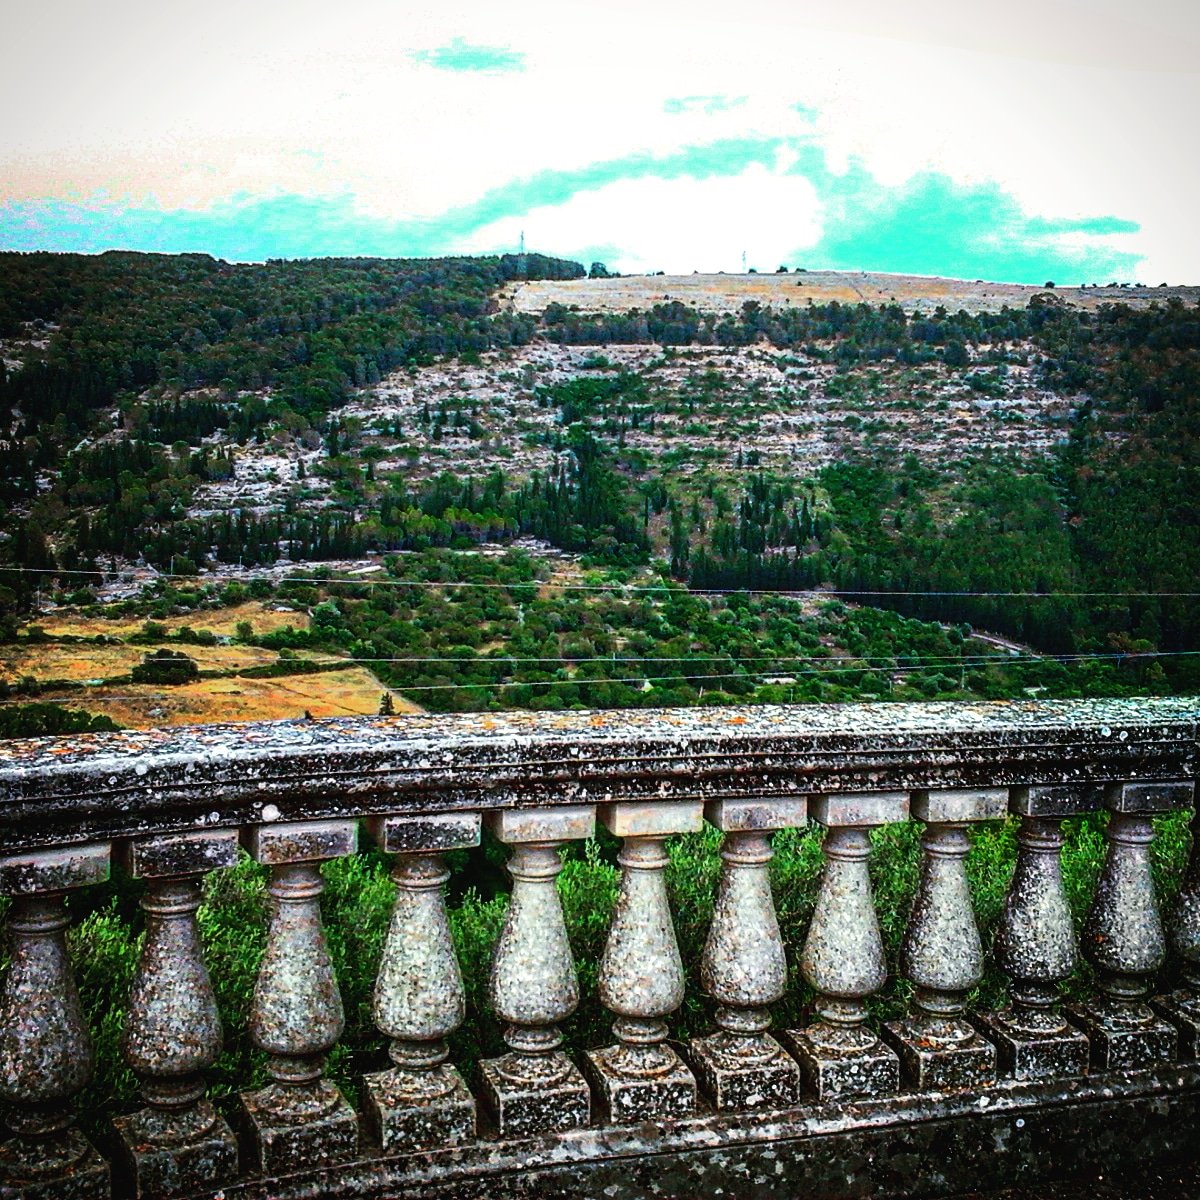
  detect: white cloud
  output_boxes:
[459,164,823,274]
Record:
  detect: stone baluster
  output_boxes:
[480,805,595,1137]
[0,843,111,1200]
[113,831,240,1197]
[237,820,359,1173]
[883,788,1006,1090]
[585,801,702,1123]
[363,812,480,1153]
[1070,782,1189,1069]
[1155,785,1200,1055]
[979,786,1093,1080]
[784,791,906,1101]
[690,798,805,1111]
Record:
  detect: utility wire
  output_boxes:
[0,564,1194,600]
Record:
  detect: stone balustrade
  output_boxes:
[0,697,1196,1199]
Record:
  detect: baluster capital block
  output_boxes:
[911,788,1008,824]
[1009,785,1102,818]
[0,842,110,896]
[809,790,908,828]
[243,818,358,864]
[366,811,481,854]
[704,796,807,832]
[487,804,595,844]
[598,800,703,838]
[120,829,240,878]
[1104,781,1194,814]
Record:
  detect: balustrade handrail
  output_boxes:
[1,696,1199,1200]
[0,697,1195,853]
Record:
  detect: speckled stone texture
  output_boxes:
[1152,990,1200,1058]
[693,801,803,1112]
[982,803,1089,1081]
[366,813,480,1154]
[0,845,110,1200]
[362,1063,476,1154]
[115,831,239,1197]
[585,1042,698,1124]
[791,795,905,1101]
[887,793,999,1091]
[482,806,594,1137]
[238,1078,359,1173]
[588,803,701,1123]
[1156,805,1200,1058]
[237,819,359,1173]
[0,1128,110,1200]
[478,1053,592,1138]
[783,1026,900,1101]
[1073,787,1186,1071]
[112,1100,236,1199]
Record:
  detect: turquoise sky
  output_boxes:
[1,2,1196,283]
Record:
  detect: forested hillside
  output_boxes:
[0,251,1196,720]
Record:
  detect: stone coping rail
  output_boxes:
[0,696,1198,1199]
[0,697,1194,851]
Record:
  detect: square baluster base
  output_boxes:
[0,1129,110,1200]
[584,1044,697,1124]
[478,1052,591,1138]
[362,1063,477,1154]
[688,1032,802,1112]
[882,1016,997,1091]
[782,1028,901,1102]
[112,1101,238,1198]
[1067,1000,1179,1071]
[976,1011,1090,1081]
[1151,990,1200,1059]
[236,1081,359,1175]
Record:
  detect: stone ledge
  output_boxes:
[204,1064,1200,1200]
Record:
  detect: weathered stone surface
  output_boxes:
[783,1027,900,1101]
[478,1052,591,1138]
[689,1032,801,1111]
[244,818,357,864]
[1152,989,1200,1058]
[693,825,801,1110]
[0,892,103,1199]
[977,1011,1089,1080]
[237,1078,359,1173]
[0,1128,109,1200]
[585,1043,697,1124]
[370,849,475,1153]
[1104,780,1195,814]
[0,699,1193,854]
[366,811,481,854]
[1077,807,1176,1069]
[704,797,806,833]
[1009,784,1102,818]
[117,871,235,1197]
[598,800,703,838]
[985,813,1083,1080]
[0,842,109,895]
[484,822,590,1136]
[238,850,358,1172]
[113,1099,237,1199]
[592,828,698,1122]
[120,828,239,878]
[362,1063,475,1154]
[891,817,997,1089]
[882,1015,997,1091]
[488,804,595,844]
[808,790,907,828]
[911,787,1008,824]
[793,822,897,1101]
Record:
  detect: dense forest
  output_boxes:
[0,250,1197,707]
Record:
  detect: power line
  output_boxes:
[0,564,1195,600]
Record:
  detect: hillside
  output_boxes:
[0,251,1196,725]
[505,271,1200,317]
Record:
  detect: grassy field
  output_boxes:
[25,600,310,639]
[504,271,1200,316]
[35,667,421,727]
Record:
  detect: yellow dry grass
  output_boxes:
[24,601,310,640]
[504,272,1200,317]
[40,667,422,728]
[0,642,283,683]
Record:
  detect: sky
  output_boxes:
[1,0,1197,284]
